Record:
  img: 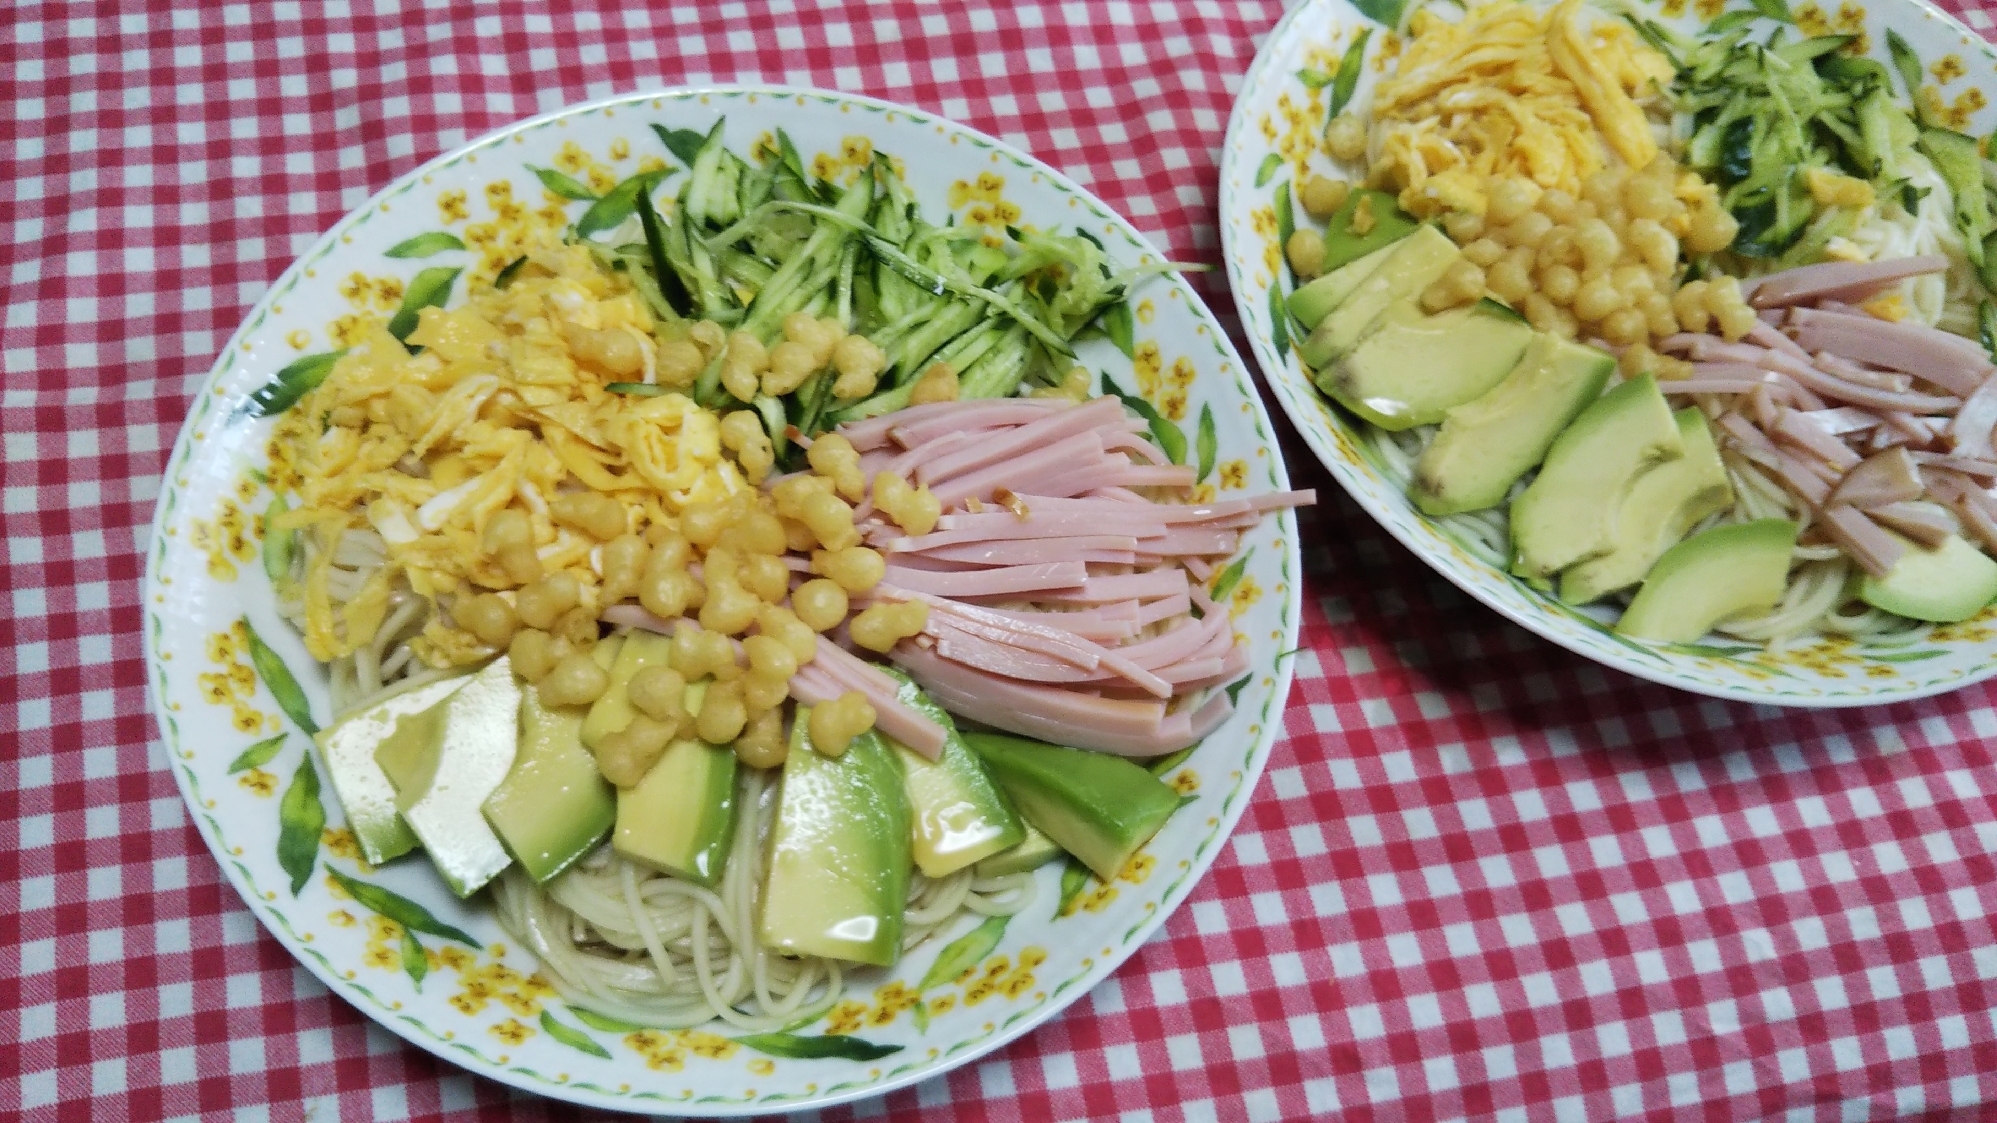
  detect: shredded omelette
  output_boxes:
[1367,0,1674,217]
[272,243,741,666]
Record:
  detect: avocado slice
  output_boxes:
[1510,374,1684,579]
[758,713,911,966]
[375,656,522,897]
[1318,298,1535,431]
[581,631,667,751]
[973,820,1066,878]
[314,673,471,866]
[1617,519,1798,642]
[1413,334,1616,517]
[880,668,1024,878]
[483,685,617,884]
[1298,224,1459,370]
[1559,409,1734,604]
[1859,533,1997,622]
[1316,188,1421,276]
[1286,238,1402,332]
[612,681,739,887]
[961,732,1181,883]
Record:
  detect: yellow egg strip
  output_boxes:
[1367,0,1673,217]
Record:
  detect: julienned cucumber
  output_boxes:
[588,117,1192,455]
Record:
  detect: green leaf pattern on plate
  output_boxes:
[401,928,429,990]
[385,266,462,343]
[732,1032,902,1061]
[529,165,600,201]
[241,615,318,733]
[276,753,324,896]
[227,733,286,775]
[1195,403,1218,484]
[918,915,1009,992]
[327,868,481,947]
[384,231,468,258]
[245,350,347,418]
[541,1011,614,1059]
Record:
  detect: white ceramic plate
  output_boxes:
[142,87,1302,1113]
[1222,0,1997,705]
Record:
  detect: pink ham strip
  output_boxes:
[915,395,1125,489]
[1811,352,1912,393]
[895,643,1218,757]
[927,429,1109,507]
[882,399,1074,451]
[1131,528,1241,558]
[882,560,1087,597]
[841,398,1061,452]
[894,589,1198,701]
[1951,380,1997,459]
[1745,320,1814,363]
[1770,409,1862,469]
[1109,464,1199,489]
[925,615,1174,697]
[1102,430,1171,464]
[1745,254,1949,307]
[1249,490,1317,511]
[1135,591,1194,627]
[1182,555,1215,583]
[931,508,1165,536]
[806,638,946,758]
[1817,503,1906,577]
[905,535,1143,566]
[1788,308,1992,396]
[1870,501,1955,547]
[889,586,1106,669]
[1024,568,1189,606]
[998,493,1260,524]
[1913,453,1997,478]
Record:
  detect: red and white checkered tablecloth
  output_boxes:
[14,1,1997,1119]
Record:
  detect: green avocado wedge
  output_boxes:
[758,713,911,967]
[1509,373,1684,580]
[376,656,522,898]
[973,820,1066,878]
[612,681,738,887]
[1317,297,1535,431]
[1412,334,1615,517]
[314,673,472,866]
[961,732,1180,883]
[1298,224,1459,370]
[1559,408,1733,605]
[484,685,617,884]
[1617,519,1798,643]
[1859,533,1997,623]
[879,668,1024,879]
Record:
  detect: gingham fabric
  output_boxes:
[12,1,1997,1119]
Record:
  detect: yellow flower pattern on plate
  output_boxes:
[199,620,278,736]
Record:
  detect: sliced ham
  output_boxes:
[1870,501,1956,547]
[1771,409,1861,470]
[1744,254,1950,308]
[1817,503,1905,577]
[1950,380,1997,459]
[1827,447,1923,509]
[1788,307,1992,396]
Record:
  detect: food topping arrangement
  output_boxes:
[1278,0,1997,648]
[254,125,1306,1033]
